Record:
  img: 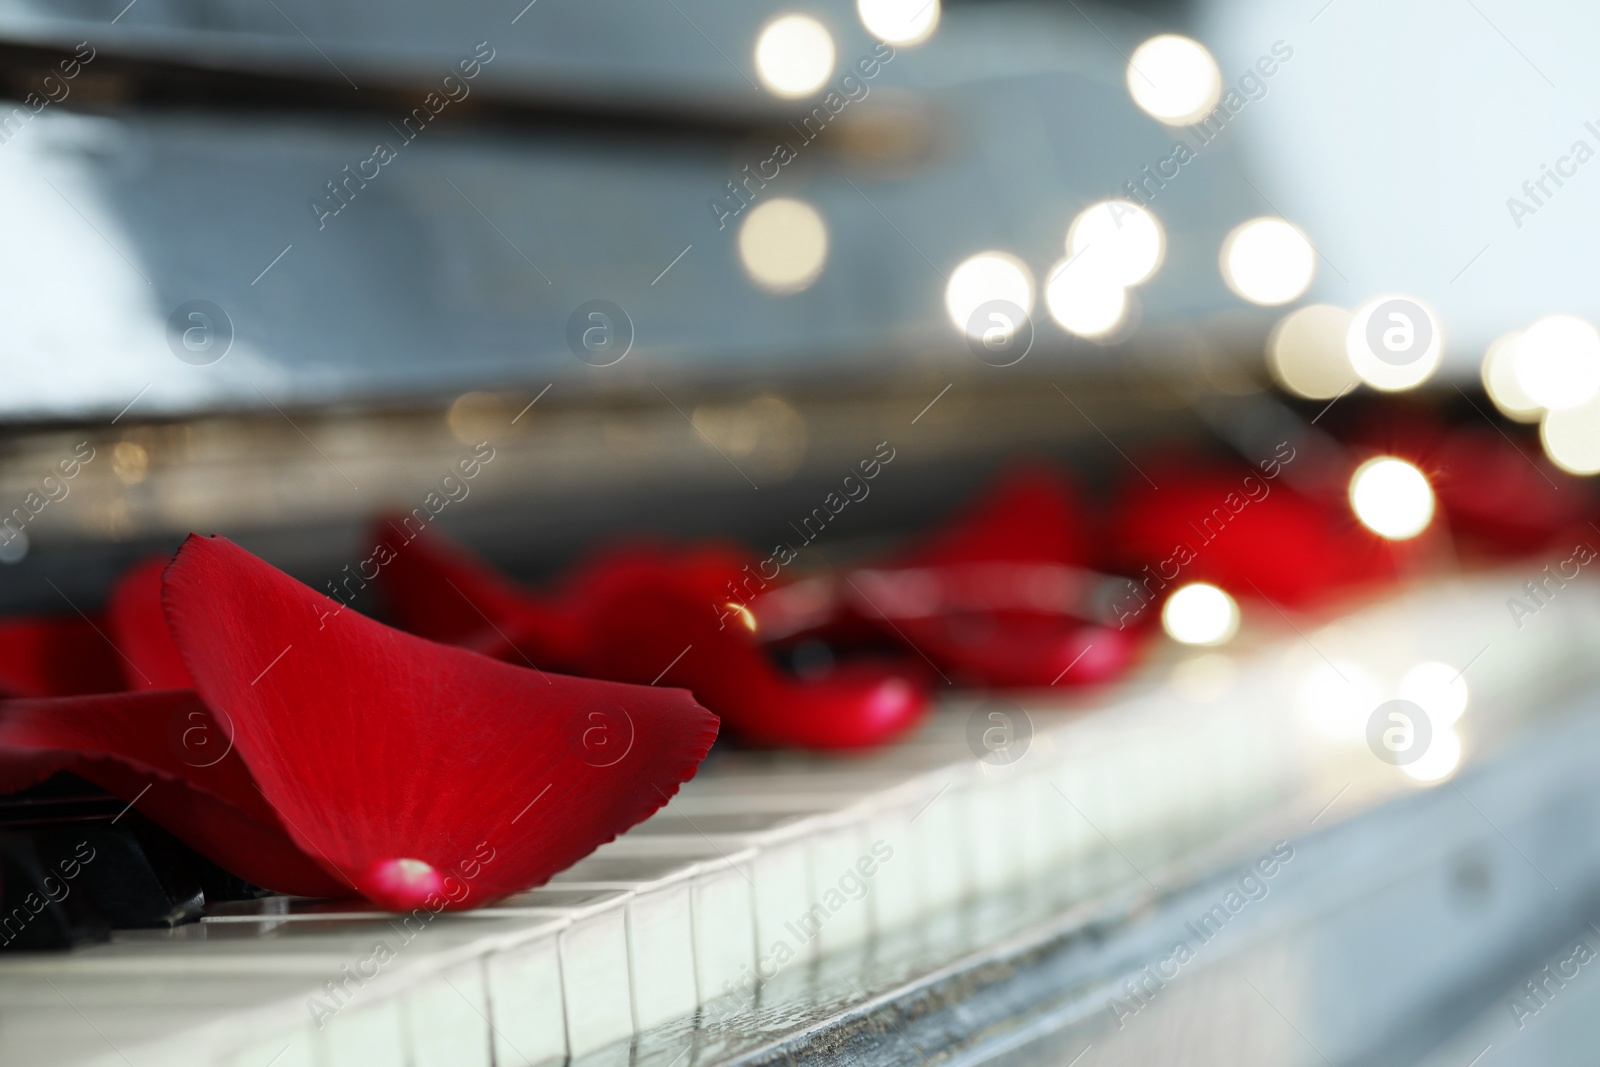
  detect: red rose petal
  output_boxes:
[837,465,1133,688]
[373,516,573,660]
[0,689,345,895]
[376,530,927,749]
[1431,428,1592,556]
[107,556,193,691]
[1112,459,1395,611]
[899,463,1093,568]
[0,616,123,697]
[162,535,718,910]
[582,584,927,749]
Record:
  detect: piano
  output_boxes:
[2,0,1600,1065]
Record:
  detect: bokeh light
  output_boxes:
[1267,304,1356,400]
[1297,660,1382,742]
[1401,727,1462,784]
[1344,293,1443,392]
[1161,582,1240,646]
[1398,661,1468,726]
[1066,200,1164,286]
[857,0,939,46]
[945,251,1034,339]
[1512,314,1600,411]
[1481,330,1541,422]
[738,198,829,293]
[1349,457,1434,540]
[755,15,836,98]
[1126,35,1222,125]
[1044,255,1128,339]
[1539,392,1600,475]
[1220,217,1315,306]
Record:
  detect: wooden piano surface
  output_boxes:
[2,572,1596,1067]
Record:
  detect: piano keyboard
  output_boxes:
[3,572,1596,1067]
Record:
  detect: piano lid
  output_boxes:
[0,1,1269,423]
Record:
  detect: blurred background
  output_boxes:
[5,0,1600,1062]
[2,0,1596,606]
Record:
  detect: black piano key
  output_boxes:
[54,821,205,929]
[1,772,270,936]
[0,833,110,951]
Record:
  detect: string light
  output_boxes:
[1512,314,1600,411]
[945,252,1034,339]
[1126,35,1222,125]
[1349,457,1434,540]
[1066,200,1164,286]
[1161,583,1240,646]
[1220,218,1315,306]
[738,198,829,293]
[755,15,835,98]
[857,0,939,46]
[1267,304,1356,400]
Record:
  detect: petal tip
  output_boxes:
[362,857,448,910]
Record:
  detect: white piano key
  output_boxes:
[1052,756,1117,897]
[407,960,493,1067]
[484,934,567,1067]
[750,838,812,966]
[623,882,698,1030]
[225,1032,316,1067]
[319,996,408,1067]
[1009,770,1056,878]
[689,857,759,1004]
[861,806,919,933]
[548,853,703,1031]
[804,822,872,953]
[909,777,967,909]
[557,900,633,1056]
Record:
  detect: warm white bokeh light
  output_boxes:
[945,251,1034,339]
[1349,457,1435,540]
[755,15,836,98]
[1044,255,1128,338]
[1220,218,1315,306]
[738,198,829,293]
[1161,582,1240,646]
[1126,35,1222,125]
[1401,727,1462,784]
[1512,314,1600,411]
[1067,200,1164,286]
[857,0,939,45]
[1398,661,1468,727]
[1297,661,1382,742]
[1267,304,1356,400]
[1344,293,1443,392]
[1482,330,1542,422]
[1539,392,1600,475]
